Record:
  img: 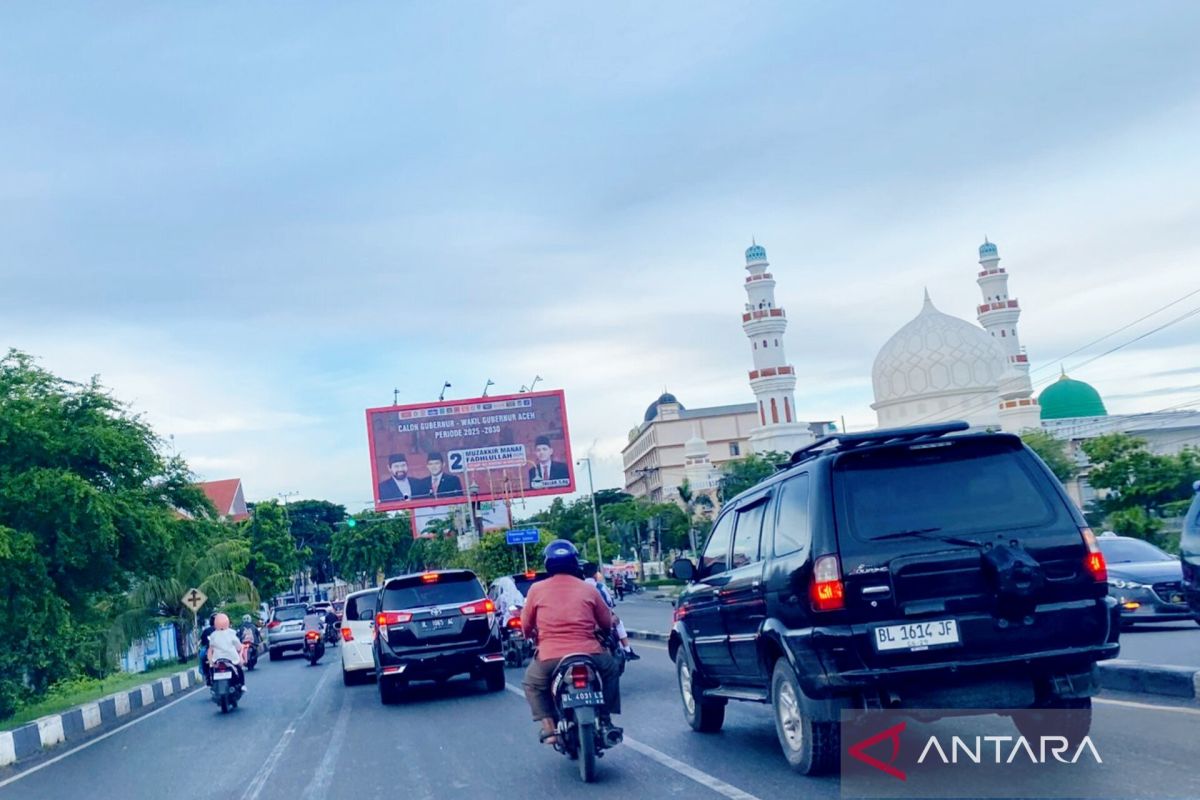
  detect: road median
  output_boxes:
[0,667,203,769]
[626,630,1200,702]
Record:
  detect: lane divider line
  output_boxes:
[503,684,762,800]
[0,687,207,790]
[241,666,336,800]
[301,683,353,800]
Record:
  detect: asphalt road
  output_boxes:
[615,594,1200,669]
[2,639,1199,799]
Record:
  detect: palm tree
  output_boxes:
[677,480,715,556]
[109,539,259,665]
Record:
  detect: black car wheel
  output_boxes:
[484,663,506,692]
[379,675,405,705]
[677,650,724,733]
[268,648,280,662]
[771,659,839,775]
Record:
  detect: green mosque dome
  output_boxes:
[1039,372,1107,420]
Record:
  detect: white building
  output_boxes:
[741,243,816,454]
[871,241,1040,431]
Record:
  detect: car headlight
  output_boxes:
[1108,578,1150,590]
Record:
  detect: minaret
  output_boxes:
[975,239,1041,430]
[742,242,814,454]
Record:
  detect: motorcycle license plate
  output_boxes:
[212,673,232,680]
[873,619,960,652]
[563,691,604,708]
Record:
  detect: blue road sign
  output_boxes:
[506,528,540,546]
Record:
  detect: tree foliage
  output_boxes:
[286,499,346,585]
[0,351,205,718]
[1081,433,1200,544]
[718,451,786,502]
[1021,430,1075,484]
[244,501,298,600]
[331,511,412,584]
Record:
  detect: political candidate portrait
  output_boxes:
[528,435,570,489]
[421,451,463,499]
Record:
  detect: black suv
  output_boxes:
[1181,480,1200,623]
[373,569,505,704]
[669,421,1120,774]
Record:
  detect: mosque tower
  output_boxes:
[975,239,1041,430]
[742,243,814,455]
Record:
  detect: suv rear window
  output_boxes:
[382,572,484,610]
[513,573,549,597]
[273,605,306,622]
[344,593,377,622]
[834,439,1057,550]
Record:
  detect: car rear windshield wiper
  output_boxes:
[869,527,985,549]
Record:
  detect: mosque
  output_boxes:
[624,240,1200,510]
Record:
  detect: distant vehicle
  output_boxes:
[669,422,1119,774]
[265,604,309,660]
[340,589,379,685]
[1098,534,1194,627]
[332,600,345,622]
[1180,481,1200,625]
[303,629,325,665]
[209,658,244,713]
[373,569,504,704]
[489,572,550,668]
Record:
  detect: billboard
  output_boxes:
[410,501,512,539]
[367,389,576,512]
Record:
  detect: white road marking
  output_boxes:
[1095,697,1200,716]
[241,666,335,800]
[503,684,762,800]
[0,688,207,790]
[301,683,352,800]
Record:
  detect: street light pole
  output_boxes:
[577,457,604,570]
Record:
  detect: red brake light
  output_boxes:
[421,572,440,583]
[570,664,590,689]
[524,571,536,579]
[267,620,281,629]
[341,627,353,642]
[673,605,687,622]
[1081,527,1107,582]
[376,611,412,629]
[810,555,845,612]
[305,630,320,641]
[506,615,523,629]
[460,598,495,616]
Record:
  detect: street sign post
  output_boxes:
[506,528,540,572]
[181,588,208,655]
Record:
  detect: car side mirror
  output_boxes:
[672,558,696,582]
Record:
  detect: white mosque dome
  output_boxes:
[871,292,1008,427]
[684,429,709,459]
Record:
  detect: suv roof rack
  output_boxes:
[785,420,971,467]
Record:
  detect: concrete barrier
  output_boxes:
[626,630,1200,702]
[0,667,203,769]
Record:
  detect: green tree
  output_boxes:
[718,452,786,501]
[676,480,715,554]
[331,512,412,584]
[0,351,206,717]
[287,499,346,585]
[1081,433,1200,544]
[244,501,298,600]
[1021,430,1075,484]
[108,520,257,664]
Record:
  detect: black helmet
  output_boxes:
[543,539,580,575]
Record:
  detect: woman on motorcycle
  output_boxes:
[207,613,247,689]
[521,540,622,745]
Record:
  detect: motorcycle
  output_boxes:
[209,658,244,713]
[241,628,259,671]
[548,655,622,782]
[303,629,325,665]
[323,620,339,646]
[502,613,532,668]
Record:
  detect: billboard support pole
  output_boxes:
[578,457,604,570]
[521,544,528,573]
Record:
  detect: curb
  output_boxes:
[0,667,203,769]
[627,631,1200,702]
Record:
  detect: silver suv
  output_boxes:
[266,604,309,660]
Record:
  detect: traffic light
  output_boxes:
[346,518,357,528]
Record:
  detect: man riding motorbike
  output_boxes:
[198,613,217,685]
[237,614,260,646]
[521,540,622,746]
[584,563,640,661]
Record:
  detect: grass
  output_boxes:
[1,661,193,730]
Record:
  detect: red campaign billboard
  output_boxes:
[366,389,576,512]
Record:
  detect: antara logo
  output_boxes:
[848,722,1102,781]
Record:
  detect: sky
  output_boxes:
[2,2,1199,512]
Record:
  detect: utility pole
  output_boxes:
[577,457,604,569]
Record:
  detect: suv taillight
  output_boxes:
[810,555,845,612]
[341,627,353,642]
[376,611,412,630]
[571,664,590,689]
[673,605,687,622]
[459,599,495,616]
[1081,527,1107,582]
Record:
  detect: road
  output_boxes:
[616,594,1200,668]
[2,640,1199,799]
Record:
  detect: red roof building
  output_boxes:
[198,478,250,522]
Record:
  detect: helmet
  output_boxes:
[242,614,252,624]
[543,539,580,576]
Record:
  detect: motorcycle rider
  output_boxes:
[521,540,622,746]
[198,613,217,685]
[237,614,260,646]
[206,613,247,690]
[584,563,639,661]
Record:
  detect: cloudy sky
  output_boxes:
[2,2,1199,511]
